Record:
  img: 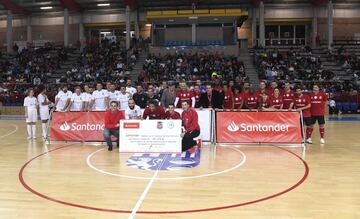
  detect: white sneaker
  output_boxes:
[27,136,32,140]
[306,138,313,144]
[320,138,325,144]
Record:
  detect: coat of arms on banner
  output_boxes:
[126,149,201,171]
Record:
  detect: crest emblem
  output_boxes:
[157,121,163,129]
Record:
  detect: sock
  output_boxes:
[32,125,36,138]
[27,125,32,138]
[306,127,313,139]
[42,123,47,138]
[320,127,325,138]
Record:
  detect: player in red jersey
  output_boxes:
[233,86,244,110]
[222,84,234,109]
[165,103,181,120]
[308,84,328,144]
[259,93,272,111]
[192,84,201,108]
[181,101,200,151]
[244,88,259,110]
[142,100,166,120]
[266,81,278,96]
[174,82,195,108]
[282,82,295,110]
[269,88,283,110]
[254,81,267,99]
[293,86,312,142]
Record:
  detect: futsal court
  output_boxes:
[0,115,359,219]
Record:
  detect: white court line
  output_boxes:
[127,154,168,219]
[86,147,246,180]
[0,124,18,139]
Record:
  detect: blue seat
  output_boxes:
[336,102,343,110]
[350,102,357,111]
[343,102,350,111]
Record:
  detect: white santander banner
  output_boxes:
[119,120,182,153]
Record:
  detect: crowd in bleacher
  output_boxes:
[139,53,247,83]
[255,47,336,82]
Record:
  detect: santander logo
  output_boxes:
[227,121,240,132]
[60,121,71,131]
[227,121,290,132]
[59,121,105,132]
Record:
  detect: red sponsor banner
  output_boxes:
[216,111,302,143]
[123,122,140,129]
[50,111,124,141]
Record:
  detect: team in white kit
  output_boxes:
[23,82,136,140]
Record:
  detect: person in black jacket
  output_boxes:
[132,84,148,108]
[199,84,224,109]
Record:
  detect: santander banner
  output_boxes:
[216,111,302,143]
[50,111,124,141]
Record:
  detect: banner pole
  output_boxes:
[212,109,216,145]
[299,110,306,147]
[45,108,54,143]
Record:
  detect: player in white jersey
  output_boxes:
[24,88,38,139]
[108,83,121,106]
[37,86,53,139]
[90,83,109,111]
[54,85,72,112]
[83,84,93,111]
[68,86,86,111]
[126,79,137,95]
[125,99,142,119]
[119,84,132,110]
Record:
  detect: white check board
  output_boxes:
[119,120,182,153]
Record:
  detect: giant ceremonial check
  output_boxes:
[216,111,303,143]
[119,120,182,153]
[50,111,124,141]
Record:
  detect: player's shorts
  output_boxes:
[311,115,325,125]
[39,107,50,120]
[303,117,313,126]
[26,109,38,123]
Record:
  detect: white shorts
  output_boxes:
[40,107,50,120]
[26,109,38,123]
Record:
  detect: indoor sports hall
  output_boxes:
[0,1,359,219]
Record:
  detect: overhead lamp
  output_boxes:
[189,16,198,19]
[145,24,152,27]
[97,3,110,7]
[40,6,53,10]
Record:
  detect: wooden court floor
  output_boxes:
[0,116,359,219]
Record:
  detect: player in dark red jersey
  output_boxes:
[254,81,267,99]
[293,86,312,142]
[192,84,201,108]
[222,84,234,109]
[308,84,328,144]
[181,101,200,152]
[282,82,295,110]
[259,93,272,111]
[165,103,181,120]
[244,88,259,110]
[233,86,244,110]
[142,100,166,120]
[269,88,283,110]
[174,82,195,108]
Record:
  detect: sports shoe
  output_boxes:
[27,136,32,140]
[306,138,313,144]
[320,138,325,144]
[108,146,113,151]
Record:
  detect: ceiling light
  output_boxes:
[168,19,174,22]
[214,18,219,21]
[145,24,152,27]
[40,6,53,10]
[97,3,110,7]
[189,16,198,19]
